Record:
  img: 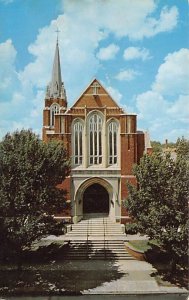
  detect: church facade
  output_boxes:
[42,42,151,224]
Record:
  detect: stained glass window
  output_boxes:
[108,122,118,165]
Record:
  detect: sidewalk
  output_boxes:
[57,259,188,295]
[33,235,188,295]
[126,233,149,241]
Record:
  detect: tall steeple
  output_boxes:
[46,38,67,102]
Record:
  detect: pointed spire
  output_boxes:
[49,39,62,98]
[45,33,67,104]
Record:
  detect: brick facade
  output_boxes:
[42,77,149,223]
[42,40,151,223]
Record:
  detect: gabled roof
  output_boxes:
[70,78,122,109]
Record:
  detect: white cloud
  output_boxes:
[167,95,189,124]
[0,39,16,65]
[0,39,18,93]
[135,49,189,142]
[136,91,168,119]
[96,44,119,60]
[130,5,178,40]
[115,69,139,81]
[154,6,179,33]
[62,0,178,40]
[0,1,180,139]
[20,0,175,108]
[123,47,151,61]
[20,14,102,101]
[0,38,45,139]
[106,86,123,103]
[153,48,189,96]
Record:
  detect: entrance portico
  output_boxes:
[72,176,120,223]
[83,183,109,214]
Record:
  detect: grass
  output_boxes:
[0,242,124,296]
[128,240,158,252]
[127,239,188,289]
[0,239,188,295]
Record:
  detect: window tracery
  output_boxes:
[50,104,59,127]
[108,121,118,165]
[74,121,83,165]
[89,113,102,165]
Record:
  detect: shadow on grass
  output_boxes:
[145,244,188,289]
[0,241,126,296]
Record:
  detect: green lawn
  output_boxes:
[128,240,159,252]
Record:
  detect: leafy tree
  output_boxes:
[151,141,163,153]
[162,141,176,149]
[125,153,188,271]
[176,137,189,160]
[0,130,70,263]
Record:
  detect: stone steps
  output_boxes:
[63,217,133,260]
[62,240,133,260]
[68,231,123,234]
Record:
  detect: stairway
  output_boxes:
[62,216,134,260]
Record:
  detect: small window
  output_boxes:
[50,104,59,127]
[60,117,64,133]
[128,135,130,151]
[74,121,83,165]
[108,121,118,165]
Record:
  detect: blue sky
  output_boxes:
[0,0,188,142]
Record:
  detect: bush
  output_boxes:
[47,220,67,236]
[125,222,139,234]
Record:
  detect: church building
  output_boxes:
[42,41,151,224]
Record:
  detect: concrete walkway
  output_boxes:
[37,235,188,295]
[126,233,149,241]
[52,259,187,295]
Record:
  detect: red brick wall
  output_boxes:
[45,98,67,108]
[121,176,137,224]
[121,176,137,200]
[121,134,137,175]
[137,133,145,163]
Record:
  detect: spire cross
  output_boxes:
[55,28,60,43]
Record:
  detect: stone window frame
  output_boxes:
[72,118,84,166]
[107,118,119,166]
[87,111,104,166]
[50,103,60,127]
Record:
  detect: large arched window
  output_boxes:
[74,121,83,165]
[50,103,59,127]
[108,121,118,165]
[89,113,102,165]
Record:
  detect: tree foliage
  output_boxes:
[176,137,189,160]
[0,130,70,260]
[125,153,188,269]
[151,141,163,153]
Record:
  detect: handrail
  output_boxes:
[103,217,106,259]
[86,219,89,258]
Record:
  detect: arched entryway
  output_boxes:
[83,183,109,214]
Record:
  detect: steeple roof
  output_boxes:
[50,40,62,98]
[46,40,67,101]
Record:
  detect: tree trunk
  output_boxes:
[170,253,178,273]
[16,248,23,271]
